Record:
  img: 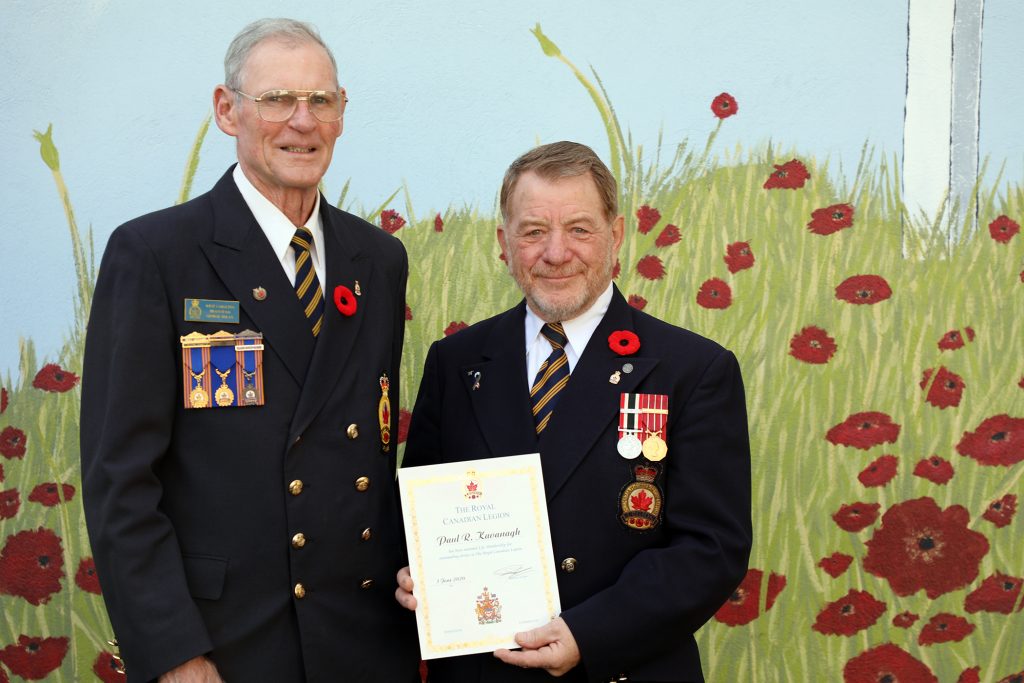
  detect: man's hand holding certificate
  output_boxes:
[397,453,562,659]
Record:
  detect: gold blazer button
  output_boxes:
[360,579,375,589]
[360,527,372,541]
[560,557,578,573]
[291,532,306,549]
[294,583,306,599]
[346,423,359,439]
[354,476,370,492]
[288,480,304,496]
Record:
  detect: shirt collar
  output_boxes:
[524,282,614,355]
[232,164,322,261]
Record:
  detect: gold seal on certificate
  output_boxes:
[398,453,561,659]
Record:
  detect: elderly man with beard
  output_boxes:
[396,141,751,683]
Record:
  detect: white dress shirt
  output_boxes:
[524,282,614,387]
[232,164,325,290]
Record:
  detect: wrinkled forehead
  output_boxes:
[241,37,339,90]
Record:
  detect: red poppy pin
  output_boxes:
[608,330,641,356]
[333,285,357,316]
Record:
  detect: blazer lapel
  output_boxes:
[288,204,373,440]
[199,169,314,387]
[538,288,659,500]
[461,302,539,459]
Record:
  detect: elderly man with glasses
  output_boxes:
[81,18,419,683]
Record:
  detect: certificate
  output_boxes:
[398,453,561,659]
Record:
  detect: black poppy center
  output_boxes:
[54,372,65,381]
[949,332,960,340]
[944,380,957,390]
[990,431,1007,442]
[918,535,935,551]
[1003,581,1016,591]
[775,171,787,178]
[879,674,894,683]
[741,248,750,256]
[832,211,845,220]
[720,101,731,109]
[47,485,57,493]
[860,422,874,430]
[937,622,948,630]
[992,502,1003,511]
[38,555,50,567]
[27,642,40,652]
[857,289,872,298]
[931,458,941,466]
[840,604,854,615]
[810,340,821,349]
[710,290,720,297]
[729,588,745,603]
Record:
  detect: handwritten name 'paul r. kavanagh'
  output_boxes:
[437,528,522,546]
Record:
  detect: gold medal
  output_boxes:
[214,368,234,407]
[642,434,668,462]
[378,374,392,453]
[190,386,209,408]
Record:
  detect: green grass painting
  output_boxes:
[2,26,1022,682]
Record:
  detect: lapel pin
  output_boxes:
[622,363,634,374]
[467,370,482,391]
[354,280,362,296]
[609,371,621,385]
[252,286,267,301]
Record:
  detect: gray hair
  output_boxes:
[224,18,338,91]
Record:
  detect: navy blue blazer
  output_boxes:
[81,167,419,682]
[403,288,752,683]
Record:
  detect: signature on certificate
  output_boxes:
[494,564,534,579]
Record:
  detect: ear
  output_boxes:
[496,225,508,261]
[610,214,625,253]
[213,85,239,137]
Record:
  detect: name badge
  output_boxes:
[184,298,240,324]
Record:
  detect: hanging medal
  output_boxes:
[378,373,392,453]
[638,393,669,462]
[617,393,643,459]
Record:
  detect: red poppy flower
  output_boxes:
[835,274,892,305]
[858,454,898,487]
[404,304,412,321]
[333,285,357,316]
[957,667,981,683]
[379,209,406,234]
[912,456,954,485]
[0,489,20,520]
[919,367,965,409]
[937,327,975,351]
[982,494,1017,528]
[75,557,102,594]
[964,572,1023,614]
[444,321,468,337]
[397,409,412,445]
[919,613,974,645]
[0,426,27,459]
[789,326,837,364]
[763,159,810,190]
[612,259,620,279]
[807,203,855,235]
[653,224,681,248]
[723,241,754,273]
[434,213,444,233]
[31,363,80,393]
[892,611,919,628]
[27,483,75,507]
[956,415,1024,466]
[988,215,1020,243]
[0,528,65,605]
[863,497,989,598]
[812,589,886,636]
[826,412,901,450]
[842,643,937,683]
[0,635,69,680]
[818,552,853,578]
[711,92,738,119]
[636,205,661,234]
[696,277,732,309]
[712,568,786,626]
[1019,376,1024,390]
[1,387,7,413]
[627,295,646,310]
[637,255,665,280]
[832,502,881,532]
[608,330,641,356]
[93,651,127,683]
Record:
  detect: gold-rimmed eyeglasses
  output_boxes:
[234,89,348,123]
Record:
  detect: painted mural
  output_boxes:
[2,5,1023,683]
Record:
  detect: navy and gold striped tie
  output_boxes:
[530,322,570,434]
[290,226,324,337]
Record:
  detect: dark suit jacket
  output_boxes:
[81,167,419,683]
[403,288,752,683]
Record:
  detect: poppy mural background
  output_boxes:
[2,4,1023,682]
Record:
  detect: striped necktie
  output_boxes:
[290,226,324,337]
[530,322,570,434]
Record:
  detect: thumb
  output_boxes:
[515,621,557,649]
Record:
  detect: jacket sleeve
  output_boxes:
[80,226,213,682]
[401,340,443,469]
[561,349,753,680]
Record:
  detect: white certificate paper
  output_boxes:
[398,453,561,659]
